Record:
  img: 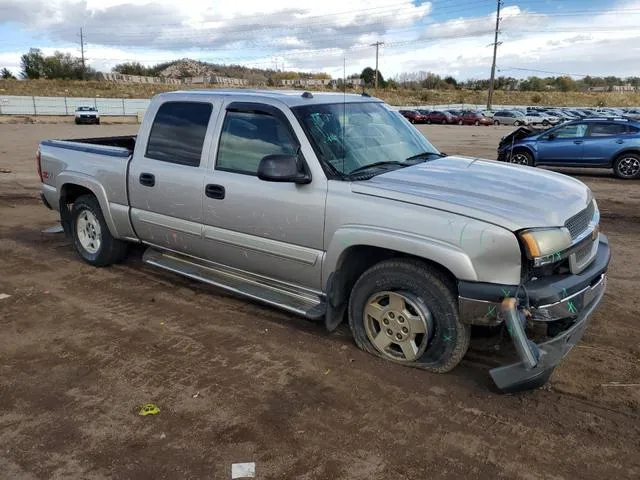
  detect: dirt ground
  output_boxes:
[1,123,639,480]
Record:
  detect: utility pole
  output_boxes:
[79,27,86,80]
[370,41,384,90]
[487,0,502,110]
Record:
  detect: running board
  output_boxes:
[142,248,326,320]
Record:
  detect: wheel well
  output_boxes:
[328,245,458,308]
[611,149,640,166]
[59,183,95,235]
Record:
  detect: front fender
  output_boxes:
[323,226,478,283]
[56,171,121,238]
[323,222,523,286]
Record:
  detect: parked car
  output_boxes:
[492,110,529,126]
[459,111,494,126]
[497,117,640,179]
[399,109,427,124]
[75,106,100,125]
[37,90,610,392]
[416,109,431,116]
[426,110,456,124]
[524,111,561,126]
[445,110,462,123]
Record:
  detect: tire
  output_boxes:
[509,149,534,166]
[613,153,640,179]
[458,120,463,125]
[348,259,471,373]
[441,119,447,125]
[75,118,80,125]
[96,118,100,125]
[426,119,431,124]
[514,120,522,126]
[474,120,480,126]
[410,118,415,124]
[493,119,500,125]
[71,195,127,266]
[542,120,549,126]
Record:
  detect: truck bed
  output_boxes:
[42,135,136,156]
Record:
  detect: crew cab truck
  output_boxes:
[38,90,610,392]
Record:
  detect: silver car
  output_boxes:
[492,110,529,126]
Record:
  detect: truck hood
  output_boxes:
[351,156,592,231]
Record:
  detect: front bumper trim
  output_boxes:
[490,274,606,393]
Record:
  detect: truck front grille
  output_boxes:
[565,202,595,240]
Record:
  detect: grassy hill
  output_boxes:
[2,79,640,108]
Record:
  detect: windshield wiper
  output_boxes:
[346,161,412,179]
[404,151,446,162]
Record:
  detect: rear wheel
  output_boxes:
[613,153,640,179]
[458,119,463,125]
[514,120,522,126]
[426,118,431,124]
[542,120,550,126]
[493,119,500,126]
[348,259,470,373]
[71,195,127,266]
[441,119,447,125]
[474,120,480,126]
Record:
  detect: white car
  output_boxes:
[525,111,560,126]
[75,106,100,125]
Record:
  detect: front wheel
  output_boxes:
[514,120,522,126]
[510,150,534,166]
[71,195,127,266]
[613,153,640,179]
[426,119,431,124]
[542,120,549,126]
[458,119,463,125]
[441,119,447,125]
[348,259,470,373]
[474,120,480,126]
[493,119,500,125]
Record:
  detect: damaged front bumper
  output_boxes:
[458,234,611,393]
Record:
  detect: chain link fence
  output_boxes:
[0,95,151,116]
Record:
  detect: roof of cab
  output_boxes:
[154,89,382,107]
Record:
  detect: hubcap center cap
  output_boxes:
[382,310,410,340]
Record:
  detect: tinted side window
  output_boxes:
[554,124,588,138]
[589,123,627,136]
[626,125,640,134]
[146,102,213,166]
[216,111,298,175]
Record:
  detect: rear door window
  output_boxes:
[588,123,628,136]
[146,101,213,167]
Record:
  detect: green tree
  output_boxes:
[113,61,151,76]
[555,76,576,92]
[360,67,386,87]
[443,76,458,88]
[20,48,45,79]
[1,68,16,79]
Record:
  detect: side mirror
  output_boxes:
[257,154,311,184]
[547,133,556,140]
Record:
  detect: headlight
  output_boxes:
[519,227,572,266]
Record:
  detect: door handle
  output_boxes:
[573,140,583,144]
[139,172,155,187]
[205,184,225,200]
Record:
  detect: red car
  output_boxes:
[399,110,427,124]
[426,110,457,124]
[459,111,494,126]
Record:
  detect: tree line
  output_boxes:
[390,70,640,92]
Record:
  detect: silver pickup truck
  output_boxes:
[38,90,610,392]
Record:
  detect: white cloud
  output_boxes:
[1,1,640,80]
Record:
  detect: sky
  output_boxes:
[1,0,640,80]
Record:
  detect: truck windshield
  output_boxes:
[292,102,440,178]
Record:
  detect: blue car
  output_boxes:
[497,118,640,179]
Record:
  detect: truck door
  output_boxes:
[200,101,327,290]
[128,99,220,257]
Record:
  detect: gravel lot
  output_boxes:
[1,123,639,479]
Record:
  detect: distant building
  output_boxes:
[588,85,637,92]
[278,78,332,87]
